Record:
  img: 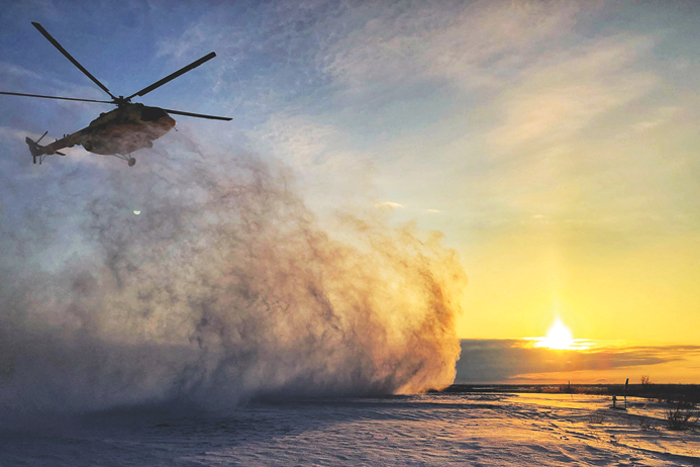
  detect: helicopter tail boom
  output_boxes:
[25,131,68,164]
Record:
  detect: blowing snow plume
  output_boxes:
[0,136,466,414]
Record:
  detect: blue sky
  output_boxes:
[2,1,700,384]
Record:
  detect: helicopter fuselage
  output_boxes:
[41,103,176,157]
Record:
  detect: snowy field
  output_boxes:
[1,392,698,466]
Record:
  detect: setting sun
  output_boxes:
[536,317,574,350]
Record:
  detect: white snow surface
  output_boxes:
[1,392,698,466]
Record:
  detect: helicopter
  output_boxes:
[0,22,231,167]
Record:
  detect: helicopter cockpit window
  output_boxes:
[141,106,167,122]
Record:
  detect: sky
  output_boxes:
[1,0,699,385]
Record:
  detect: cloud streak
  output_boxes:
[324,1,581,92]
[456,340,700,384]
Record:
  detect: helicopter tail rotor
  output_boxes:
[25,133,46,164]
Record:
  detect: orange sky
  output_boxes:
[247,2,700,350]
[455,233,700,344]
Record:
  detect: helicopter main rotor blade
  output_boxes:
[31,22,116,100]
[126,52,217,100]
[162,108,232,121]
[0,90,113,104]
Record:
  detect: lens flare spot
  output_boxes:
[133,210,141,215]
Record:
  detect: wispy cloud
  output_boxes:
[488,36,657,151]
[0,126,31,143]
[252,113,376,216]
[325,1,582,92]
[376,201,405,209]
[306,3,682,239]
[630,106,681,133]
[0,61,43,80]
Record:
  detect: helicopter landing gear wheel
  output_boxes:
[113,153,136,167]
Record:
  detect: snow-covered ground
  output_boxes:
[1,392,698,466]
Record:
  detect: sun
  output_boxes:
[536,317,574,350]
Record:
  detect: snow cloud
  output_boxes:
[0,134,466,415]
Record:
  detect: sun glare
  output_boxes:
[536,317,574,350]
